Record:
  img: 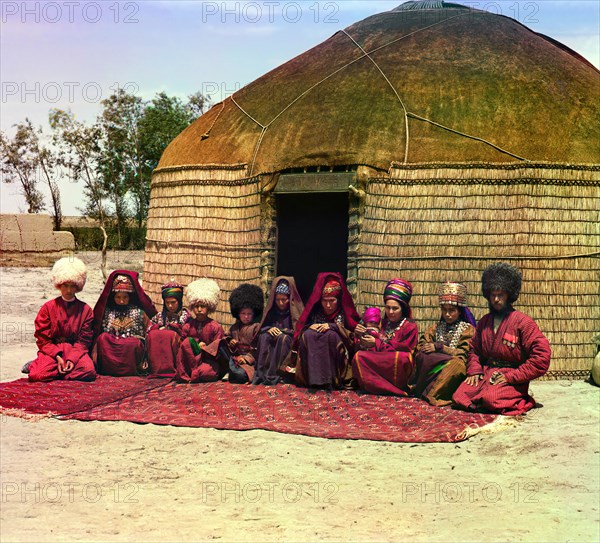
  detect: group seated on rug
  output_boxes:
[23,259,551,416]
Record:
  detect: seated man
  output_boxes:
[452,262,551,415]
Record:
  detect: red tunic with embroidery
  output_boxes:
[452,309,551,415]
[29,297,96,382]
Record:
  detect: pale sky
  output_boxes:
[1,0,599,215]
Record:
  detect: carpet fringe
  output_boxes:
[0,407,53,421]
[456,415,522,441]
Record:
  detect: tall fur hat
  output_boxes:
[51,256,87,292]
[229,283,264,320]
[186,278,220,311]
[482,262,522,304]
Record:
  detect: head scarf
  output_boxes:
[112,274,134,293]
[161,279,185,316]
[383,278,413,319]
[93,270,157,336]
[293,272,360,346]
[275,280,290,296]
[259,276,304,330]
[363,307,381,326]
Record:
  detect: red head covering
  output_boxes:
[93,270,157,336]
[322,280,342,298]
[292,272,360,346]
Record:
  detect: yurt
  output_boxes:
[144,0,600,379]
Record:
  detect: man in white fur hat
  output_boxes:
[27,257,96,382]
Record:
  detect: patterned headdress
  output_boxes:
[51,256,87,292]
[438,282,468,307]
[383,278,412,305]
[482,262,522,304]
[186,278,221,311]
[275,280,290,296]
[161,279,184,301]
[363,307,381,325]
[322,280,342,298]
[112,274,134,293]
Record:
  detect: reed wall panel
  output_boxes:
[144,166,263,325]
[357,165,599,379]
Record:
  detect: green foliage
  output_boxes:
[63,225,147,250]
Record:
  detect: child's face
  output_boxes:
[441,304,460,325]
[365,320,380,329]
[58,282,77,301]
[192,303,210,320]
[114,292,130,306]
[164,297,179,313]
[239,307,254,325]
[275,294,290,311]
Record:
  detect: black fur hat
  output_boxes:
[229,283,264,321]
[481,262,522,304]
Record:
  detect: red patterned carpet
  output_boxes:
[60,381,498,443]
[0,376,168,417]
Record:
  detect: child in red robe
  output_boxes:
[452,263,551,415]
[28,257,96,382]
[175,278,226,383]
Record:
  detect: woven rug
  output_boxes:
[0,376,169,419]
[60,381,499,442]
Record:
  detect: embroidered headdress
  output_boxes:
[112,274,134,293]
[322,280,342,298]
[186,278,221,311]
[275,280,290,296]
[51,256,87,292]
[481,262,522,304]
[438,282,468,307]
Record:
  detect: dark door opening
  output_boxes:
[276,192,349,302]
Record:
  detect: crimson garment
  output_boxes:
[93,269,157,336]
[452,309,551,415]
[29,297,96,382]
[253,276,304,386]
[352,318,419,396]
[95,333,143,376]
[146,309,190,377]
[175,317,226,383]
[293,272,360,389]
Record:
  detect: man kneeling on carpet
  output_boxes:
[27,257,96,382]
[452,262,551,416]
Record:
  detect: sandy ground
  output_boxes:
[0,252,598,543]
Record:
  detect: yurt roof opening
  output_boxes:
[145,0,600,379]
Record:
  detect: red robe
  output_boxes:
[29,297,96,382]
[352,318,418,396]
[175,317,226,383]
[452,309,551,415]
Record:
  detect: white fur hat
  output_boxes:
[186,278,220,311]
[51,257,87,292]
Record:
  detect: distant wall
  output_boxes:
[0,214,75,267]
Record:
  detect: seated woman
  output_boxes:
[146,280,190,378]
[93,270,157,377]
[221,283,264,384]
[252,277,304,386]
[411,282,476,406]
[28,257,96,382]
[175,278,226,383]
[292,272,360,390]
[352,278,418,396]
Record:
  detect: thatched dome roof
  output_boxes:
[159,0,600,173]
